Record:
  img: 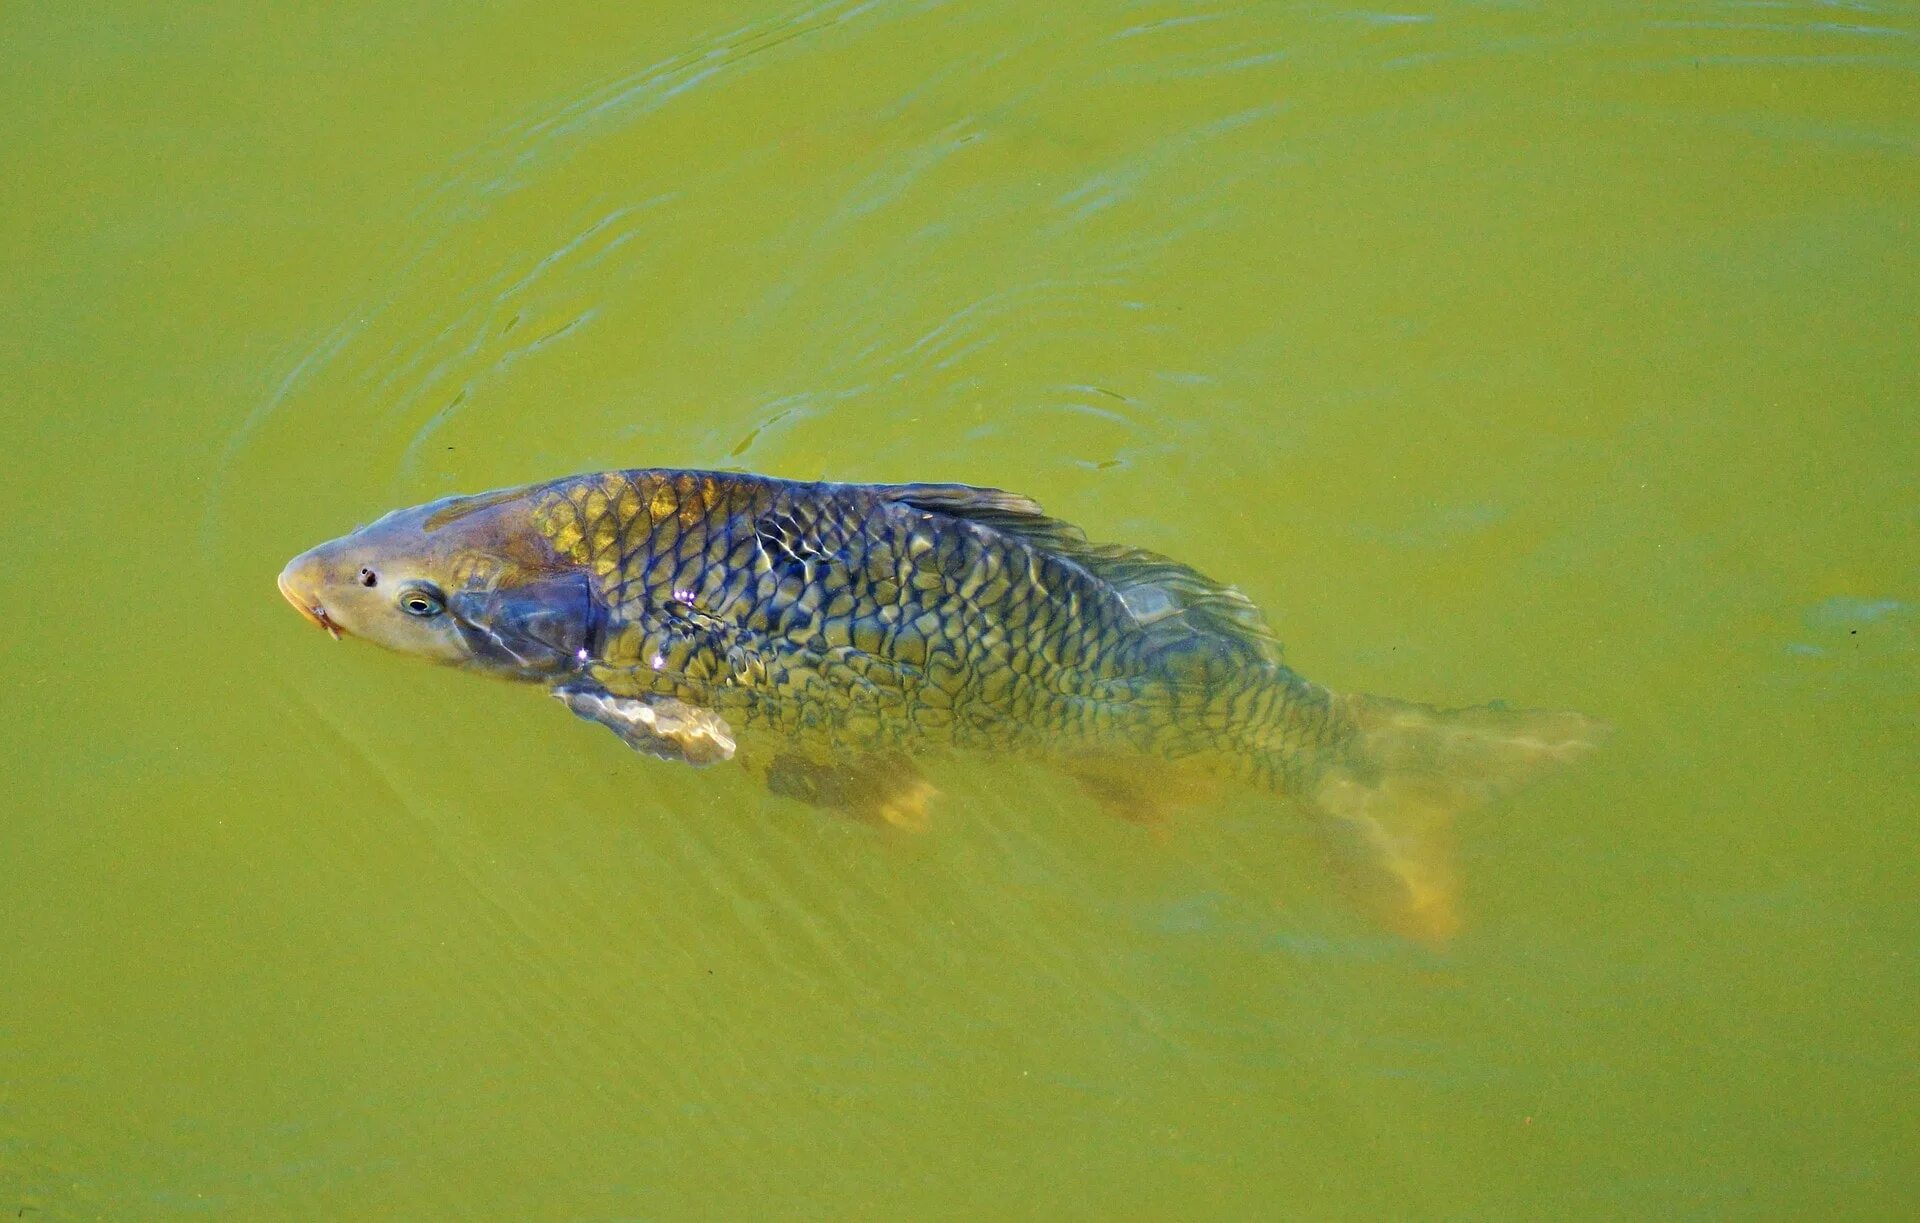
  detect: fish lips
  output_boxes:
[277,564,343,639]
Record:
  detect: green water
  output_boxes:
[4,1,1916,1217]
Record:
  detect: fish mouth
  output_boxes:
[278,569,343,640]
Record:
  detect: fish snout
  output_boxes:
[278,551,343,639]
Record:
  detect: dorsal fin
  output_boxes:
[877,482,1282,664]
[882,483,1081,548]
[1060,541,1283,662]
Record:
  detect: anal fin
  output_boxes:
[1060,753,1224,832]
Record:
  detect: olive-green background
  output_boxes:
[2,2,1914,1217]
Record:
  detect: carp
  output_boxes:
[279,469,1601,942]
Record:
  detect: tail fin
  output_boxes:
[1312,695,1605,945]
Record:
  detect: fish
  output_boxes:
[278,469,1604,942]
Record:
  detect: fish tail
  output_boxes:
[1301,693,1606,945]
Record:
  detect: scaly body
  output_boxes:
[280,468,1600,941]
[527,470,1344,791]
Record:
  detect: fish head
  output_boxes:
[278,484,596,680]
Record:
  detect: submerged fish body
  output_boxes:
[280,469,1602,941]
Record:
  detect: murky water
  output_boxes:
[4,1,1916,1216]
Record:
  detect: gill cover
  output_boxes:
[450,571,603,676]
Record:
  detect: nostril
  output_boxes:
[359,567,378,588]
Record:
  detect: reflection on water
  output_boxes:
[4,0,1917,1216]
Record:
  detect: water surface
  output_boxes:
[2,1,1915,1216]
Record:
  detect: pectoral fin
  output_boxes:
[555,683,736,766]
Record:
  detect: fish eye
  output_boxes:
[398,585,444,617]
[359,567,378,588]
